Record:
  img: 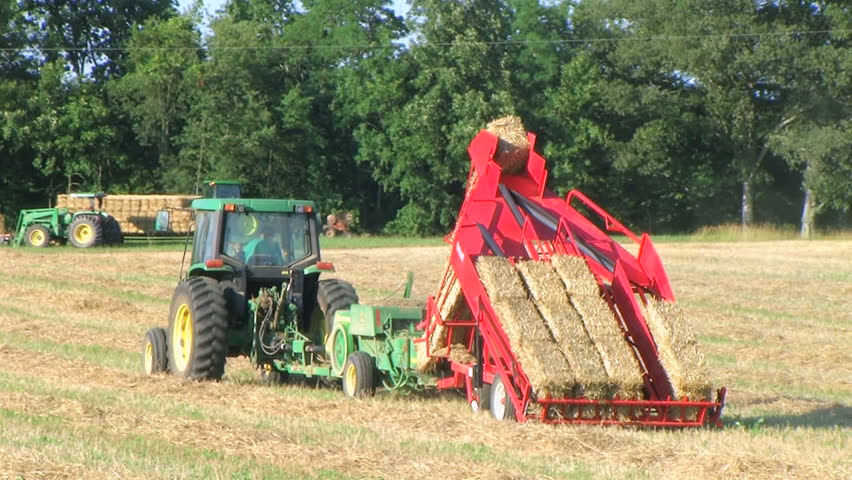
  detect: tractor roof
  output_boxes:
[191,198,316,213]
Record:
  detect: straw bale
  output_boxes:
[644,298,712,401]
[570,294,645,398]
[486,115,530,175]
[418,261,471,372]
[516,260,611,399]
[476,256,528,302]
[552,255,601,296]
[516,339,575,397]
[490,298,552,346]
[448,343,476,365]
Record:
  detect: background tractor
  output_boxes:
[11,193,123,248]
[143,195,422,396]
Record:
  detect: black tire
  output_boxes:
[490,375,517,421]
[68,215,103,248]
[24,224,51,247]
[474,383,492,412]
[342,351,376,398]
[167,276,228,380]
[103,216,124,245]
[143,327,168,375]
[316,279,358,338]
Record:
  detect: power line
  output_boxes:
[1,29,849,53]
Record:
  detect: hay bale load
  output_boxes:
[486,115,530,175]
[552,255,645,399]
[56,194,198,235]
[477,256,575,397]
[644,298,713,401]
[416,262,470,372]
[516,260,611,399]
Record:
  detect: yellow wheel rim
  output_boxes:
[344,362,357,396]
[29,230,45,246]
[73,224,93,243]
[144,342,154,375]
[172,304,193,372]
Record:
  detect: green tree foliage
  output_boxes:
[1,0,849,235]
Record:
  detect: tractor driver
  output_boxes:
[243,224,285,266]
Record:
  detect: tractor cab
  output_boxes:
[203,180,241,199]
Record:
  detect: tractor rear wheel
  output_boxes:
[103,216,123,245]
[316,279,358,339]
[24,225,51,247]
[143,327,168,375]
[342,351,376,398]
[490,376,516,421]
[68,216,103,248]
[168,277,228,380]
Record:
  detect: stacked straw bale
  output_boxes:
[644,298,712,401]
[57,194,198,234]
[486,115,530,175]
[477,256,575,397]
[416,262,470,372]
[516,260,611,399]
[552,255,645,399]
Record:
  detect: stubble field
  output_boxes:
[0,240,849,479]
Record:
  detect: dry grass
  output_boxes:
[0,241,850,479]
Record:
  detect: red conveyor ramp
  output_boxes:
[417,130,725,427]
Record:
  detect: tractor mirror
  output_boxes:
[155,210,171,232]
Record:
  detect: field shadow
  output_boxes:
[740,404,851,429]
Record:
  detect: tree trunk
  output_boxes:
[741,179,754,227]
[800,160,816,238]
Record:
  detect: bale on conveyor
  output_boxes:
[477,256,575,397]
[551,255,601,296]
[417,263,470,372]
[551,255,645,399]
[516,260,611,399]
[486,115,529,175]
[644,298,712,401]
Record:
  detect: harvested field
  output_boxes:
[0,241,850,479]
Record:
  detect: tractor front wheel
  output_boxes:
[168,277,228,380]
[489,376,517,421]
[342,351,376,398]
[143,327,168,375]
[68,216,103,248]
[24,225,51,247]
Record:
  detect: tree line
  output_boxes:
[1,0,850,236]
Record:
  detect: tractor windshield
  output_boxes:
[222,212,312,267]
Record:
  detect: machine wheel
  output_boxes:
[103,216,124,245]
[68,216,103,248]
[260,364,288,385]
[24,225,51,247]
[168,276,228,380]
[472,383,492,412]
[142,327,168,375]
[316,279,359,338]
[329,324,351,376]
[490,376,517,421]
[342,351,376,398]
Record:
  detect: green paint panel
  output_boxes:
[191,198,316,213]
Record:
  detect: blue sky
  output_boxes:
[177,0,411,19]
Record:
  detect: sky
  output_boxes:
[177,0,411,21]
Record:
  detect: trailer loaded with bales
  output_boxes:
[143,118,725,427]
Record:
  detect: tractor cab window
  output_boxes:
[222,212,311,267]
[191,211,218,265]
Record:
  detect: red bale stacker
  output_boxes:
[417,129,726,427]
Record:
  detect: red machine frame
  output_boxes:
[416,130,726,427]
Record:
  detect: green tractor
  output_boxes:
[143,196,425,397]
[11,193,123,248]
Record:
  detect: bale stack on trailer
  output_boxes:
[643,298,713,401]
[57,194,198,235]
[477,256,575,397]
